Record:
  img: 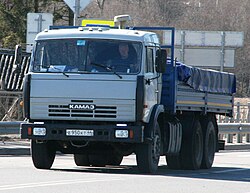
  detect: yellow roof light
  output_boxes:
[81,19,115,27]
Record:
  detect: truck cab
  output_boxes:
[23,25,165,128]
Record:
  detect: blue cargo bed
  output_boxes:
[161,59,235,116]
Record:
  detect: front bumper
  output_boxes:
[21,122,143,143]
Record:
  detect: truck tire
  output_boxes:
[136,122,161,173]
[181,119,203,170]
[74,154,90,166]
[31,140,56,169]
[166,154,181,169]
[201,119,216,169]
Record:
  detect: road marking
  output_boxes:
[0,178,123,191]
[212,168,250,174]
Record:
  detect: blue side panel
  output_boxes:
[161,59,176,114]
[175,61,236,94]
[161,59,236,114]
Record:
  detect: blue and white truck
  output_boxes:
[20,16,236,173]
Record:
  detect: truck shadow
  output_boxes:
[157,166,250,183]
[51,164,250,183]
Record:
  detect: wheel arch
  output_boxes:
[144,104,164,139]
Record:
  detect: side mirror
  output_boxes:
[14,44,22,73]
[156,49,167,73]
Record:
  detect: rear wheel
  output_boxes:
[136,122,161,173]
[31,140,56,169]
[201,119,216,169]
[74,154,90,166]
[181,119,203,170]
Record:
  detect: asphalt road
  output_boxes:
[0,150,249,193]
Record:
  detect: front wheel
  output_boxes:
[136,122,161,173]
[31,140,56,169]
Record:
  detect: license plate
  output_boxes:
[66,129,94,136]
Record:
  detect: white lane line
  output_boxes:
[212,168,250,174]
[0,178,123,191]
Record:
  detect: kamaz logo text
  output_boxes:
[68,104,96,110]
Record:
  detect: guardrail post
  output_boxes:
[217,115,224,140]
[217,115,221,123]
[236,102,242,143]
[247,102,250,122]
[247,102,250,142]
[237,129,243,143]
[227,133,233,143]
[247,134,250,143]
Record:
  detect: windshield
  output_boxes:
[31,39,142,74]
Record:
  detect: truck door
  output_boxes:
[144,46,159,119]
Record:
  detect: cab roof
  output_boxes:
[35,27,160,45]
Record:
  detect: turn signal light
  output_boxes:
[129,130,134,139]
[28,127,32,136]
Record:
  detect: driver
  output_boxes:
[111,43,137,73]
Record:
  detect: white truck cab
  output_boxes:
[27,27,162,123]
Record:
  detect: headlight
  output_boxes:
[115,130,128,138]
[33,127,46,136]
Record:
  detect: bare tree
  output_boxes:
[96,0,106,15]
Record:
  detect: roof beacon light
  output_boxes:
[114,15,131,29]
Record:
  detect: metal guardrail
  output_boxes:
[0,121,25,135]
[217,102,250,144]
[218,123,250,143]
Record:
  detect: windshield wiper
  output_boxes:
[46,65,69,77]
[90,62,122,79]
[61,71,69,77]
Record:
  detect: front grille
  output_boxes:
[48,102,117,118]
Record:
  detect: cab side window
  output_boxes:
[146,47,154,73]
